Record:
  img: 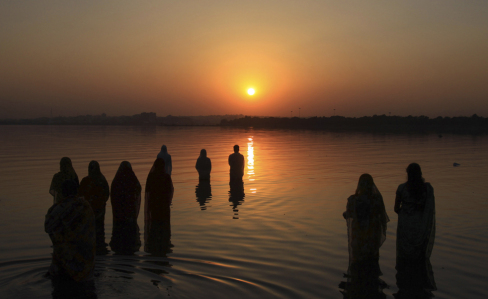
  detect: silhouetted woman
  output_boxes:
[144,158,174,255]
[110,161,142,254]
[49,157,79,204]
[344,174,389,263]
[395,163,436,262]
[78,161,110,250]
[195,149,212,180]
[45,179,95,282]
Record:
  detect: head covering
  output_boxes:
[50,157,79,203]
[196,149,211,180]
[161,145,167,153]
[111,161,142,222]
[406,163,427,206]
[200,149,207,157]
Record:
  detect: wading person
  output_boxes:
[394,163,436,297]
[49,157,79,204]
[195,149,212,181]
[79,161,110,252]
[156,145,172,176]
[145,158,174,255]
[110,161,142,254]
[228,144,245,183]
[45,179,96,282]
[343,174,389,263]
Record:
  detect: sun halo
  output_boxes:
[247,88,255,96]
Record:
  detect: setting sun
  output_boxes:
[247,88,255,96]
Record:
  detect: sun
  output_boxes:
[247,88,255,96]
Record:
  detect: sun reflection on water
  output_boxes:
[247,137,255,189]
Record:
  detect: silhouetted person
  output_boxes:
[195,149,212,180]
[228,144,244,183]
[110,161,142,254]
[45,179,95,282]
[195,180,212,210]
[229,179,245,219]
[49,157,79,204]
[343,174,389,263]
[394,163,436,297]
[156,145,172,176]
[145,158,174,255]
[78,161,110,253]
[339,259,388,299]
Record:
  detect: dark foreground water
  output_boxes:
[0,125,487,298]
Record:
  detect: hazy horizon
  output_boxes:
[2,1,488,119]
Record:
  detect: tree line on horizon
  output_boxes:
[220,114,488,134]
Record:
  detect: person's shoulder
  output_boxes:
[347,195,356,202]
[425,182,434,191]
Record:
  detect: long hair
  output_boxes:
[406,163,427,206]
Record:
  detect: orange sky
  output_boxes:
[1,1,488,118]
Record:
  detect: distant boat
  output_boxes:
[453,163,460,167]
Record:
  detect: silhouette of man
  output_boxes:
[156,145,172,176]
[195,149,212,181]
[228,144,245,183]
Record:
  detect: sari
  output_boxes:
[344,174,389,263]
[144,158,174,255]
[49,157,79,203]
[78,161,110,248]
[395,182,436,261]
[110,161,142,254]
[45,193,95,282]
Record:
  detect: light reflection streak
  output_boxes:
[247,137,256,191]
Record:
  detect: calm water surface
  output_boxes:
[0,125,487,298]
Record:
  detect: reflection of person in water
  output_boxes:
[343,174,389,263]
[195,149,212,181]
[195,180,212,210]
[228,144,244,183]
[49,157,79,204]
[110,161,142,254]
[156,145,172,176]
[394,163,436,298]
[45,180,95,282]
[79,161,110,252]
[339,259,388,299]
[229,179,245,219]
[144,158,174,255]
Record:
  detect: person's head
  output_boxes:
[118,161,132,172]
[233,145,239,153]
[200,149,207,157]
[406,163,423,183]
[161,145,167,153]
[88,160,101,177]
[355,173,375,197]
[60,157,73,173]
[61,179,78,198]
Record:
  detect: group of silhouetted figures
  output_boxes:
[44,145,436,298]
[44,144,245,288]
[340,163,436,299]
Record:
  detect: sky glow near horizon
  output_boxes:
[1,0,488,118]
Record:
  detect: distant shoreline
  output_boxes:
[2,113,488,134]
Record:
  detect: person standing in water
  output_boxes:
[228,145,245,183]
[157,145,172,176]
[45,179,95,282]
[78,161,110,251]
[49,157,79,204]
[195,149,212,181]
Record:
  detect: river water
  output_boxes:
[0,125,487,298]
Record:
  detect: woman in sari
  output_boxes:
[395,163,436,262]
[110,161,142,254]
[344,174,389,263]
[144,158,174,255]
[45,179,95,282]
[78,161,110,251]
[49,157,79,204]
